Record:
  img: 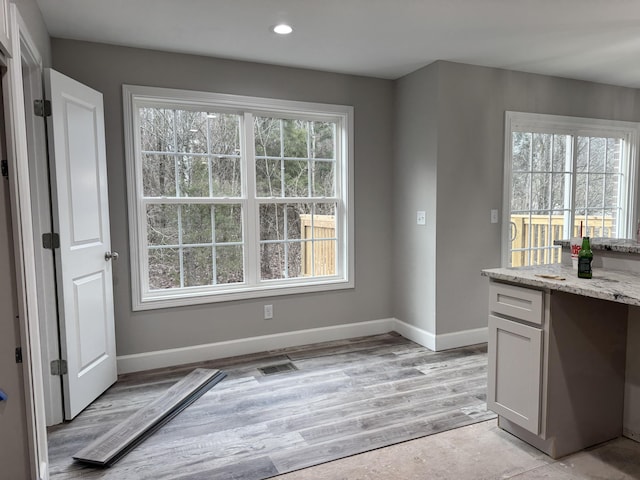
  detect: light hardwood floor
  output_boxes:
[47,333,494,479]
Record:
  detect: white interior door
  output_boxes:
[44,68,117,420]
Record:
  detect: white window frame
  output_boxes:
[123,85,354,310]
[502,111,640,267]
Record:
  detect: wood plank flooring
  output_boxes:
[47,333,495,480]
[73,369,226,467]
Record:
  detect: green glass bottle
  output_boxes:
[577,236,593,279]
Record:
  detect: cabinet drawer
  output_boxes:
[489,282,543,325]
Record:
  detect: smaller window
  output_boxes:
[503,112,640,267]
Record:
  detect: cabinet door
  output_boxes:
[487,314,543,434]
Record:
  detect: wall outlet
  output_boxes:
[417,211,426,225]
[491,209,499,224]
[264,304,273,320]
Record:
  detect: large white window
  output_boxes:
[503,112,640,267]
[124,86,354,310]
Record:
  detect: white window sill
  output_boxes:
[133,277,355,311]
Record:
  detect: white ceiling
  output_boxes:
[35,0,640,87]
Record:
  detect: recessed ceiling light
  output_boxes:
[273,24,293,35]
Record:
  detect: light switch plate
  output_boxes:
[491,209,499,224]
[417,211,426,225]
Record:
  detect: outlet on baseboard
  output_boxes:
[264,304,273,320]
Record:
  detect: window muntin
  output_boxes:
[124,86,353,310]
[258,202,337,280]
[140,107,244,291]
[254,116,336,198]
[504,112,639,267]
[253,115,339,281]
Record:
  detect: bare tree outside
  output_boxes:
[255,116,337,280]
[141,107,244,289]
[510,130,623,266]
[139,107,338,290]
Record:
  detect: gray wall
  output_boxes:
[395,60,640,338]
[51,39,395,356]
[51,39,640,354]
[393,63,439,334]
[13,0,51,66]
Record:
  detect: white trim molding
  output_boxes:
[433,326,488,351]
[394,318,488,351]
[4,5,49,478]
[117,318,395,374]
[393,319,436,350]
[117,318,488,374]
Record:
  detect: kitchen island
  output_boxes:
[482,257,640,459]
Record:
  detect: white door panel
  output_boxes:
[45,68,116,420]
[74,272,108,368]
[65,100,103,244]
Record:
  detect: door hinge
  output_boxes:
[34,99,52,118]
[42,232,60,250]
[1,159,7,178]
[15,347,22,364]
[50,359,68,376]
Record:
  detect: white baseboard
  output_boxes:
[435,326,488,350]
[117,318,396,374]
[393,319,436,350]
[117,318,488,374]
[394,319,488,352]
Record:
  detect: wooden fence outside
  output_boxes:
[298,213,615,270]
[300,214,336,276]
[510,214,615,267]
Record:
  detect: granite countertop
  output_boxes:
[482,264,640,306]
[554,238,640,254]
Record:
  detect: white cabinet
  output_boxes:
[488,314,542,433]
[487,283,543,434]
[489,281,543,325]
[486,279,628,459]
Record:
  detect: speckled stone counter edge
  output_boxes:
[482,263,640,307]
[554,237,640,254]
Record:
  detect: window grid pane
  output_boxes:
[146,203,244,290]
[254,115,338,282]
[575,136,623,239]
[259,202,337,280]
[509,125,630,267]
[139,106,246,290]
[132,95,348,303]
[254,115,337,200]
[139,107,242,200]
